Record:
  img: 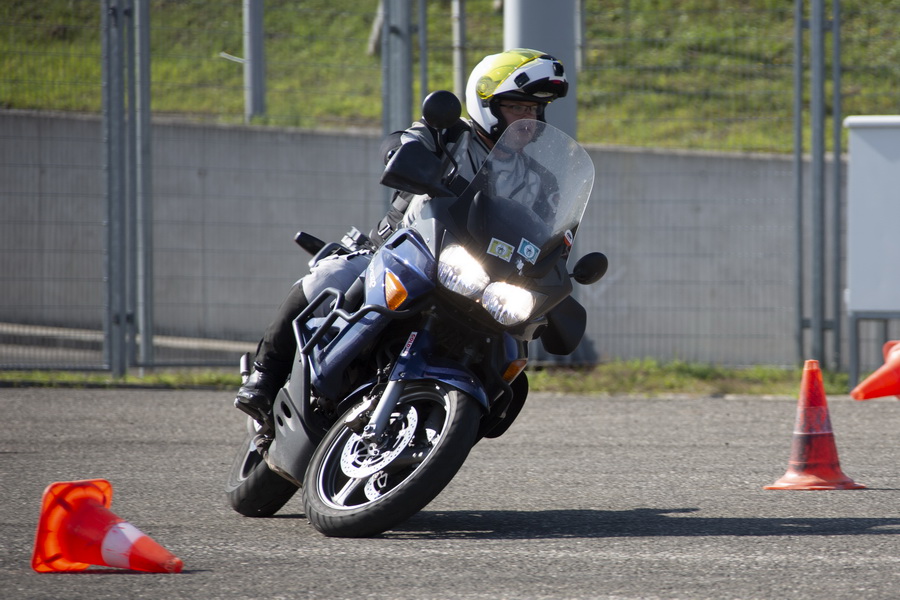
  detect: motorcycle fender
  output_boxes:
[393,333,490,410]
[412,363,490,411]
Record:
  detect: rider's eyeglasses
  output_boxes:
[498,103,541,116]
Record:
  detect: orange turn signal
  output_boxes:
[384,270,408,310]
[502,358,528,382]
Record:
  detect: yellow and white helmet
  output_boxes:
[465,48,568,141]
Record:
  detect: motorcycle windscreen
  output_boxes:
[462,120,594,271]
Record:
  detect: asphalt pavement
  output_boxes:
[2,386,899,599]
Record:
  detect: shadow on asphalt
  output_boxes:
[385,508,900,539]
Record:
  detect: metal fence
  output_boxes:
[2,0,900,374]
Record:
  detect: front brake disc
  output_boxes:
[339,405,418,478]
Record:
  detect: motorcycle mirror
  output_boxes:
[422,90,462,130]
[571,252,609,285]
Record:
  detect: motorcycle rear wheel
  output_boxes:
[302,382,480,537]
[225,419,299,517]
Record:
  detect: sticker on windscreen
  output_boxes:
[487,238,515,262]
[517,239,540,264]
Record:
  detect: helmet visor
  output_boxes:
[474,49,546,100]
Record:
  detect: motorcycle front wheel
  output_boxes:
[225,418,299,517]
[302,382,481,537]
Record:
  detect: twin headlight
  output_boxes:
[437,244,536,326]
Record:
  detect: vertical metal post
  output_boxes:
[135,0,154,367]
[380,0,392,212]
[101,0,111,369]
[831,0,842,369]
[381,0,412,136]
[504,0,578,138]
[810,0,826,364]
[124,0,138,368]
[451,0,466,101]
[575,0,584,72]
[381,0,389,137]
[849,314,859,386]
[793,0,804,364]
[418,0,428,103]
[243,0,266,122]
[381,0,412,211]
[102,0,128,377]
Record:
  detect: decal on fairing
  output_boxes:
[564,229,574,248]
[401,332,418,356]
[517,238,541,264]
[487,238,515,262]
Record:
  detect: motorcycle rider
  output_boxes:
[235,48,569,426]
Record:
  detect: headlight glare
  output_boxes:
[482,282,535,326]
[438,245,489,298]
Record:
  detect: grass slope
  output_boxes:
[0,360,852,396]
[3,0,899,151]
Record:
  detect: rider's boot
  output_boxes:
[234,363,285,428]
[234,283,307,427]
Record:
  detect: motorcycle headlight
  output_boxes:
[482,282,535,326]
[438,245,489,298]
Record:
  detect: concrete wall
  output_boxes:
[148,119,386,340]
[0,111,845,367]
[0,113,106,329]
[580,147,799,365]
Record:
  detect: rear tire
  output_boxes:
[226,420,299,517]
[302,382,481,537]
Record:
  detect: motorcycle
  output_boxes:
[225,91,609,537]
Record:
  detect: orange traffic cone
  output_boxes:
[765,360,865,490]
[32,479,183,573]
[850,340,900,400]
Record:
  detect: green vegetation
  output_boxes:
[2,0,889,393]
[0,368,238,390]
[528,360,850,396]
[0,360,851,396]
[3,0,899,152]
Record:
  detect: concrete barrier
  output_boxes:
[0,111,827,367]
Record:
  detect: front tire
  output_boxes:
[226,419,299,517]
[302,382,481,537]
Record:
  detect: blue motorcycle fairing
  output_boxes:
[298,227,438,401]
[266,351,323,485]
[293,287,391,401]
[388,328,490,410]
[364,229,437,307]
[267,349,388,485]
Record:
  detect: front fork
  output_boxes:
[349,318,492,443]
[359,379,406,443]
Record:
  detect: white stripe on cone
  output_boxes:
[101,521,145,569]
